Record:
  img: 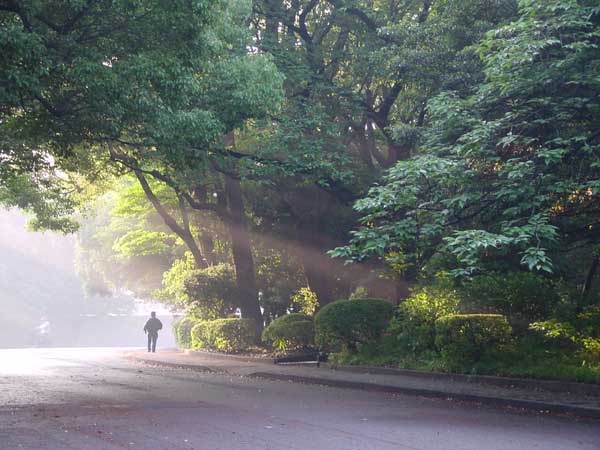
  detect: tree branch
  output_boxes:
[133,170,208,268]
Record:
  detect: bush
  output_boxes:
[314,298,394,351]
[388,284,460,354]
[173,316,198,349]
[190,321,210,350]
[191,318,257,353]
[156,254,237,320]
[435,314,512,369]
[262,313,314,351]
[460,272,557,328]
[530,304,600,362]
[291,288,319,315]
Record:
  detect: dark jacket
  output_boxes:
[144,317,163,334]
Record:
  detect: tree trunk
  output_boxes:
[301,253,337,308]
[281,185,352,309]
[224,174,263,333]
[583,256,599,294]
[199,233,217,266]
[296,225,352,309]
[581,255,600,312]
[191,184,218,266]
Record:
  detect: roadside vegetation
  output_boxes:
[1,1,599,382]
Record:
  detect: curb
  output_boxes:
[323,364,600,397]
[183,349,600,397]
[249,372,600,420]
[183,349,277,364]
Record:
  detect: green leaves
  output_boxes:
[112,230,173,257]
[157,255,237,320]
[0,171,79,233]
[444,214,558,276]
[200,55,284,131]
[335,0,600,280]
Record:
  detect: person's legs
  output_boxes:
[147,333,152,352]
[151,332,158,352]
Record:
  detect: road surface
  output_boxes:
[0,348,598,450]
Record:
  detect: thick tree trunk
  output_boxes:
[386,143,411,166]
[282,185,352,309]
[191,184,218,266]
[224,174,263,333]
[583,255,599,294]
[296,226,352,309]
[301,253,337,308]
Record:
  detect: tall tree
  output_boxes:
[244,0,517,302]
[333,0,600,292]
[1,0,284,324]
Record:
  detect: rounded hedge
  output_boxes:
[314,298,394,351]
[435,314,512,368]
[173,316,198,349]
[262,313,314,351]
[191,318,257,353]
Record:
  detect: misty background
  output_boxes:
[0,208,177,348]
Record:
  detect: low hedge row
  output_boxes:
[175,302,514,370]
[191,318,257,353]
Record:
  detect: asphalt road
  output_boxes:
[0,348,598,450]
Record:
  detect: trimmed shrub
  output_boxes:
[191,318,257,353]
[315,298,394,351]
[387,284,460,354]
[173,316,198,349]
[262,313,314,351]
[190,321,210,350]
[435,314,512,368]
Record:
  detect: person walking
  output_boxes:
[143,312,163,352]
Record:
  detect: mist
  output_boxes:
[0,208,177,349]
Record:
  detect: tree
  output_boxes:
[248,0,517,301]
[1,0,522,315]
[1,0,219,228]
[76,180,185,298]
[333,0,600,291]
[1,0,284,327]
